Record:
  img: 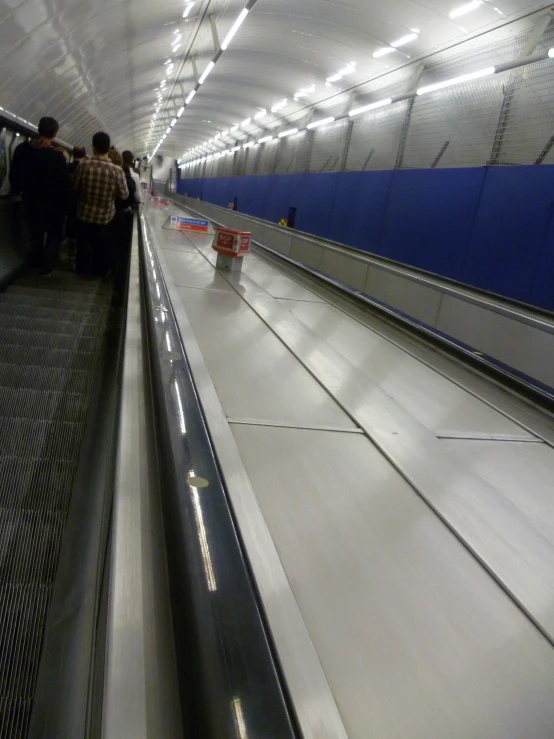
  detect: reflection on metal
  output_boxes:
[173,379,187,434]
[232,697,248,739]
[190,484,217,592]
[187,475,210,487]
[165,331,173,352]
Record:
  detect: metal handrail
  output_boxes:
[138,212,298,738]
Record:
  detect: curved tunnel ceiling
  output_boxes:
[0,0,551,158]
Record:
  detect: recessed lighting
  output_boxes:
[449,0,481,19]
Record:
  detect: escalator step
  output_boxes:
[0,267,113,738]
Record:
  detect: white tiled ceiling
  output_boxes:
[0,0,550,156]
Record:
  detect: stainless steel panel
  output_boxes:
[238,259,325,302]
[320,249,369,292]
[290,236,324,270]
[103,232,182,739]
[151,229,349,739]
[437,294,554,388]
[277,299,534,438]
[442,439,554,543]
[161,249,234,292]
[232,424,554,739]
[174,285,355,428]
[364,266,443,327]
[235,285,554,639]
[266,228,293,256]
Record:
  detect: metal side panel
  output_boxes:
[290,236,324,270]
[320,249,369,292]
[364,265,444,327]
[437,293,554,388]
[102,230,182,739]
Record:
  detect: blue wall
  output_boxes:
[178,166,554,311]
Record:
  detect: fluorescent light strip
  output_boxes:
[183,2,195,18]
[278,128,298,138]
[221,8,248,50]
[326,73,342,83]
[391,32,418,48]
[349,98,392,117]
[185,89,196,104]
[307,116,335,130]
[258,135,273,144]
[199,61,215,84]
[373,47,395,59]
[243,141,254,148]
[417,66,495,95]
[449,0,481,19]
[178,106,185,116]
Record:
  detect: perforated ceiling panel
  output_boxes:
[0,0,550,157]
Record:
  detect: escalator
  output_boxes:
[0,260,115,737]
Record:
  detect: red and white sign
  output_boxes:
[212,227,252,257]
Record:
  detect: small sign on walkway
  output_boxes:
[163,215,209,233]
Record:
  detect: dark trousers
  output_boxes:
[76,219,114,276]
[25,202,64,274]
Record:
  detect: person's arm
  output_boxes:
[72,162,82,193]
[116,169,129,201]
[9,142,25,195]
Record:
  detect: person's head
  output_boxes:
[38,116,59,142]
[73,145,86,160]
[92,131,111,156]
[108,149,123,167]
[122,150,134,167]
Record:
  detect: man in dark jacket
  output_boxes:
[10,116,70,275]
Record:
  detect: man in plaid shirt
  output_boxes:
[73,131,128,276]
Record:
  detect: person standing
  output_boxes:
[122,150,142,204]
[73,132,128,277]
[68,145,87,176]
[65,145,87,253]
[9,116,69,276]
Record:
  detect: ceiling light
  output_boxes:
[242,117,251,126]
[221,8,248,50]
[222,129,229,135]
[230,125,239,132]
[183,2,195,18]
[278,128,298,138]
[243,141,254,148]
[231,146,240,152]
[349,98,392,116]
[417,66,495,95]
[199,61,215,84]
[185,89,196,104]
[254,109,267,120]
[449,0,481,19]
[549,48,554,58]
[166,127,171,134]
[338,63,356,75]
[271,98,287,112]
[170,118,177,126]
[307,116,335,130]
[258,135,274,144]
[172,44,181,52]
[373,47,395,58]
[391,32,418,48]
[326,73,342,83]
[164,59,172,65]
[178,106,185,116]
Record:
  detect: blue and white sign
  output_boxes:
[165,215,209,233]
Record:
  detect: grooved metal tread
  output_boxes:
[0,267,112,738]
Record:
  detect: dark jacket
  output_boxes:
[10,139,70,211]
[115,171,137,214]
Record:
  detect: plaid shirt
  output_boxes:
[73,156,129,225]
